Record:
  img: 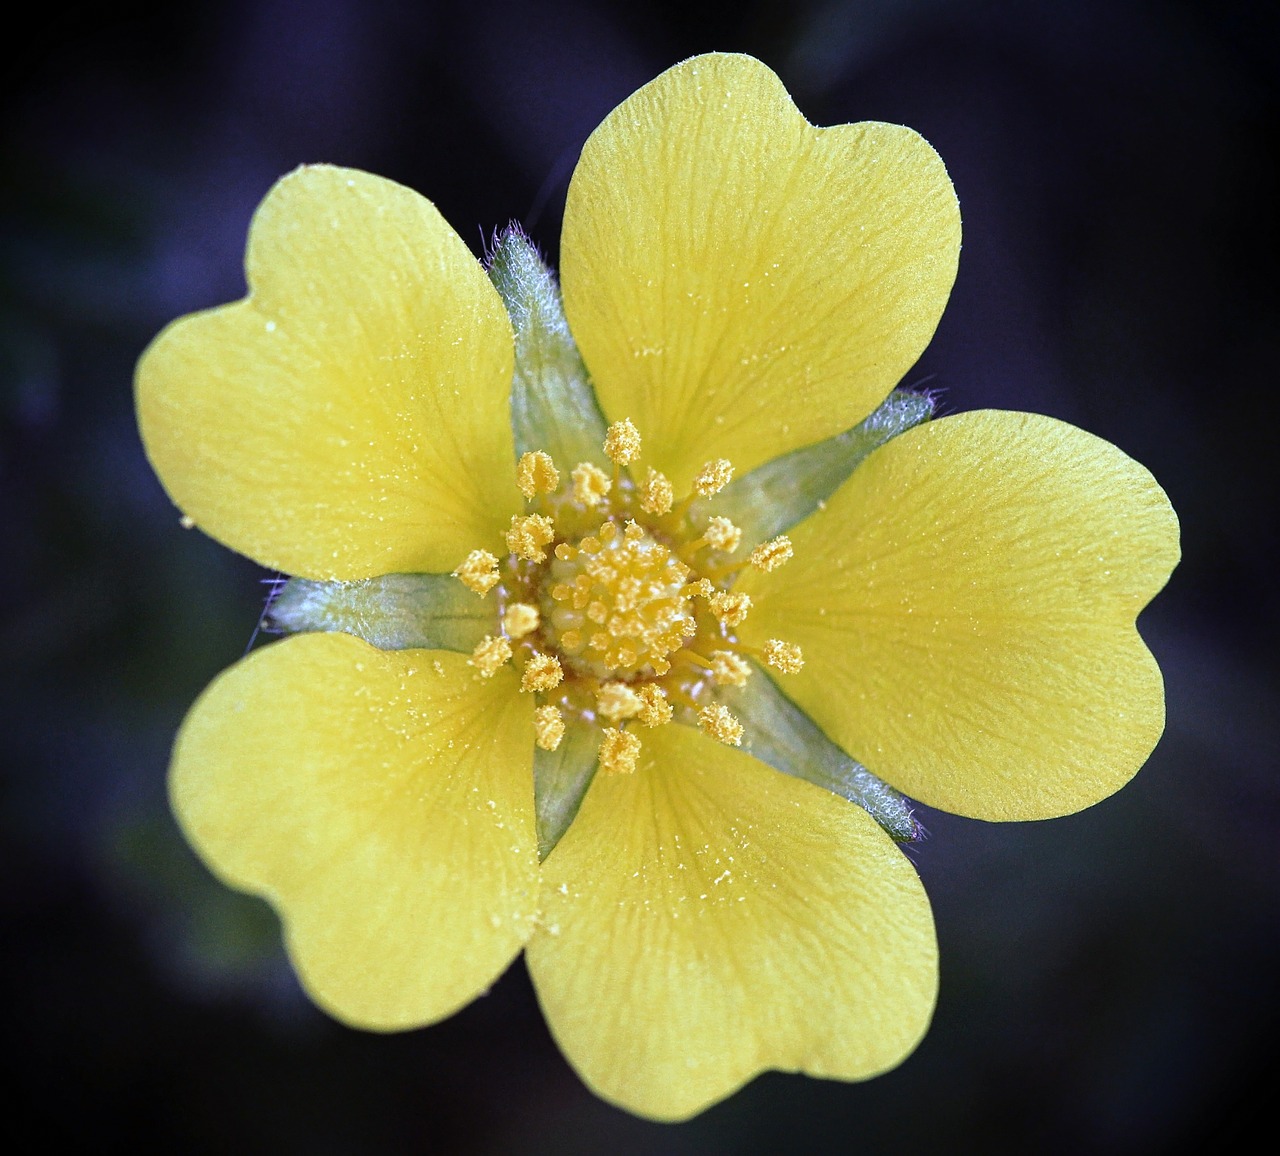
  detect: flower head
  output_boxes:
[136,54,1178,1121]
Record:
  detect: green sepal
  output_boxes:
[267,574,493,652]
[487,226,610,469]
[706,389,935,551]
[719,663,920,842]
[533,721,600,861]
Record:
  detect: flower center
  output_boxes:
[452,420,803,775]
[544,522,695,679]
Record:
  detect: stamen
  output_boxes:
[636,684,673,727]
[572,462,612,507]
[684,578,717,600]
[698,703,744,746]
[709,590,752,626]
[454,549,501,595]
[603,419,642,466]
[516,450,560,499]
[533,704,565,751]
[597,681,642,722]
[521,652,564,693]
[750,535,793,572]
[502,602,540,639]
[710,650,751,687]
[639,467,674,516]
[469,635,512,677]
[598,728,642,775]
[506,513,556,561]
[762,639,805,673]
[693,458,734,497]
[703,516,742,553]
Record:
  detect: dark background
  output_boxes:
[3,1,1277,1152]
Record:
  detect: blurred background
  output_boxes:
[3,1,1276,1152]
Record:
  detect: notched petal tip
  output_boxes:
[528,724,936,1121]
[562,53,960,491]
[137,165,518,580]
[171,634,537,1031]
[743,410,1179,822]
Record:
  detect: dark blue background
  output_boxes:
[3,1,1276,1152]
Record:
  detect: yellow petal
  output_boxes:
[561,53,959,492]
[171,632,538,1029]
[137,165,518,580]
[740,411,1180,820]
[527,724,936,1122]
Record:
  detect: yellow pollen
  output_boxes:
[693,458,734,497]
[763,639,805,673]
[639,467,674,516]
[596,681,642,722]
[506,513,556,561]
[571,462,612,506]
[516,450,560,498]
[533,704,565,751]
[603,419,642,465]
[598,728,642,775]
[502,602,540,639]
[454,549,500,595]
[685,578,716,600]
[635,684,673,727]
[521,652,563,693]
[710,650,751,687]
[545,524,695,678]
[698,703,744,746]
[709,590,752,626]
[750,534,793,571]
[469,634,512,677]
[703,516,742,553]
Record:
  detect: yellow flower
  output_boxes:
[135,54,1178,1121]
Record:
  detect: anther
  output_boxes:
[521,652,564,693]
[571,463,612,507]
[454,549,501,595]
[502,602,540,639]
[693,458,734,497]
[598,728,642,775]
[636,684,673,727]
[750,535,793,572]
[597,681,642,722]
[763,639,805,673]
[703,516,742,553]
[516,450,560,499]
[506,513,556,561]
[469,635,512,677]
[639,467,674,516]
[709,590,752,626]
[710,650,751,687]
[685,578,716,600]
[533,704,565,752]
[603,419,642,465]
[698,703,744,746]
